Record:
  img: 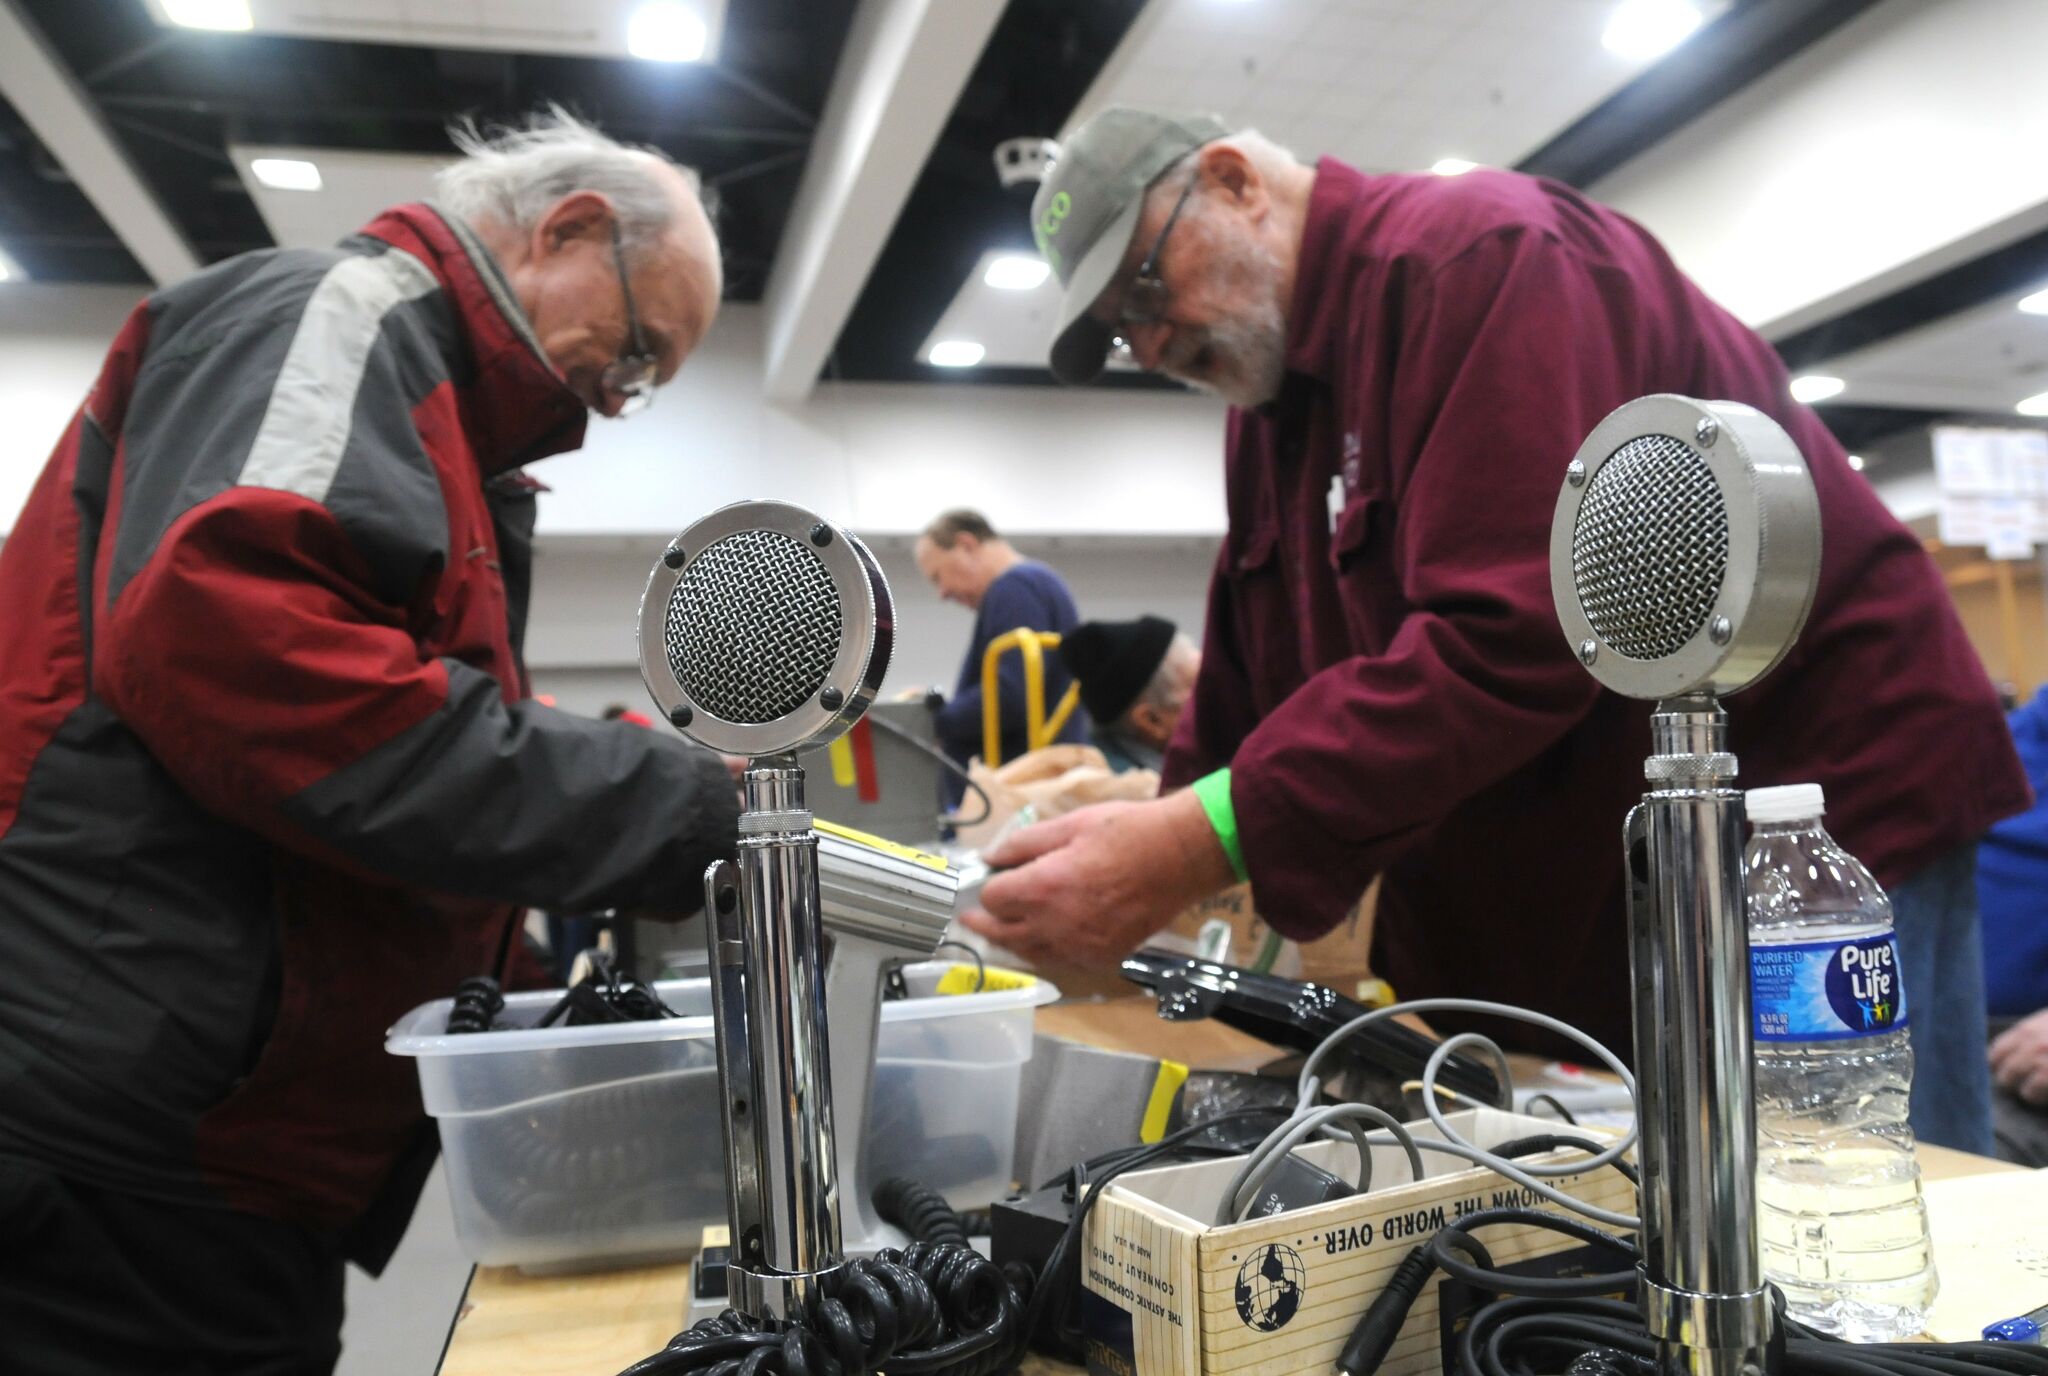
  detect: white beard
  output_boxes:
[1161,234,1289,409]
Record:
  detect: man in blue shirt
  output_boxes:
[915,509,1088,794]
[1979,684,2048,1165]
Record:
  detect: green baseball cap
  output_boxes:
[1032,107,1229,386]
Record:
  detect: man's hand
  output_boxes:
[1990,1009,2048,1106]
[960,789,1236,967]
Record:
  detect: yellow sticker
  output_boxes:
[933,963,1038,996]
[814,818,949,872]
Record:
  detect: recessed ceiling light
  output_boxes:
[928,340,986,368]
[1789,374,1845,404]
[984,255,1052,291]
[1602,0,1703,61]
[1847,454,1865,471]
[161,0,253,30]
[1431,158,1477,177]
[0,247,21,283]
[2020,286,2048,315]
[2019,391,2048,417]
[627,2,708,62]
[250,158,322,192]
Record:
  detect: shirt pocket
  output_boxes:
[1328,491,1404,650]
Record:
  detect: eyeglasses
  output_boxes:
[601,222,659,416]
[1111,176,1198,346]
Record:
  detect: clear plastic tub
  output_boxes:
[386,962,1056,1272]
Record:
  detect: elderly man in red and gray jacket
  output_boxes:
[966,108,2030,1160]
[0,111,735,1372]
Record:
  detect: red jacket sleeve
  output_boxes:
[97,488,736,914]
[1231,227,1641,936]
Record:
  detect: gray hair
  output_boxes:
[1134,633,1199,715]
[1151,128,1298,200]
[437,106,703,250]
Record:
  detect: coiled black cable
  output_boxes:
[618,1241,1030,1376]
[874,1177,971,1248]
[445,975,505,1033]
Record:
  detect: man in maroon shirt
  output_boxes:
[964,107,2029,1154]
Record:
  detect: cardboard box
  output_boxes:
[1078,1108,1635,1376]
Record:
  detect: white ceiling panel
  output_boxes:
[231,144,449,250]
[946,0,1733,370]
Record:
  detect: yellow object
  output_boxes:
[814,817,948,873]
[1355,977,1397,1008]
[827,736,856,787]
[1139,1060,1190,1144]
[934,963,1038,995]
[980,628,1083,767]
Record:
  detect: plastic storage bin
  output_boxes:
[387,962,1056,1272]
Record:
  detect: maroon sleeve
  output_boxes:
[1161,539,1260,791]
[1232,227,1638,937]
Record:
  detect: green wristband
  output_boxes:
[1192,767,1250,884]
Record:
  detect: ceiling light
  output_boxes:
[1789,374,1845,404]
[2020,286,2048,315]
[2019,391,2048,417]
[984,255,1051,291]
[928,340,986,368]
[160,0,253,30]
[249,158,322,192]
[1431,158,1477,177]
[1847,454,1865,471]
[1602,0,1703,61]
[627,2,708,62]
[0,247,21,283]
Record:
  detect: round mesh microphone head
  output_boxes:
[1550,395,1820,701]
[638,501,893,756]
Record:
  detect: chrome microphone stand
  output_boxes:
[1626,696,1771,1376]
[702,757,844,1320]
[1552,395,1820,1376]
[637,500,897,1326]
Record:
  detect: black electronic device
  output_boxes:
[1119,948,1505,1108]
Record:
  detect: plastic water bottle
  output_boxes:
[1745,783,1937,1341]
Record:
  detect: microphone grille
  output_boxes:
[663,528,845,724]
[1570,433,1730,662]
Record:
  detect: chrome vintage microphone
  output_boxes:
[1550,395,1821,1376]
[638,500,891,1322]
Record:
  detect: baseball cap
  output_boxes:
[1032,107,1230,385]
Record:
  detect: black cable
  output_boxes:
[1334,1205,2048,1376]
[865,710,994,828]
[875,1177,970,1248]
[445,975,504,1033]
[1522,1091,1579,1125]
[620,1241,1028,1376]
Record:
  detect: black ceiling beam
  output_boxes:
[1774,223,2048,371]
[1517,0,1886,188]
[93,94,814,148]
[1814,402,1951,452]
[829,0,1151,384]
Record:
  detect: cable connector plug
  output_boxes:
[1335,1246,1436,1376]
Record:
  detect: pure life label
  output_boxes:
[1751,934,1910,1041]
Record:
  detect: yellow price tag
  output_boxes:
[933,964,1037,996]
[814,818,949,873]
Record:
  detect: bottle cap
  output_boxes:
[1746,783,1825,825]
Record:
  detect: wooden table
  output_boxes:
[436,1000,2024,1375]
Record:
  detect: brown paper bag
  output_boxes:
[948,744,1159,852]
